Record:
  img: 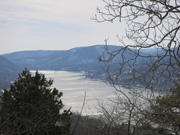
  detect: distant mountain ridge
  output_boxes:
[3,45,122,70]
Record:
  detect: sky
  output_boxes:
[0,0,126,55]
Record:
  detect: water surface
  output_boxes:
[34,70,118,115]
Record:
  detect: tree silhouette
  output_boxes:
[0,68,71,135]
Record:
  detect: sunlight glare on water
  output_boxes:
[31,70,117,115]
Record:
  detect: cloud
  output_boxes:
[0,0,98,37]
[0,0,126,55]
[0,0,100,25]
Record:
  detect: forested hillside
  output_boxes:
[0,55,20,91]
[3,45,119,69]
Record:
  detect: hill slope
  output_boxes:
[3,45,121,69]
[0,55,20,91]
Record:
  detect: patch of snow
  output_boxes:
[71,49,77,52]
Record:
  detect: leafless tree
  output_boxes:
[92,1,180,135]
[94,0,180,90]
[96,85,158,135]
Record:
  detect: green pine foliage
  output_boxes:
[0,68,72,135]
[150,83,180,133]
[137,83,180,135]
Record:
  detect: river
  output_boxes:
[32,70,120,115]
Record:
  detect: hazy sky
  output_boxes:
[0,0,125,55]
